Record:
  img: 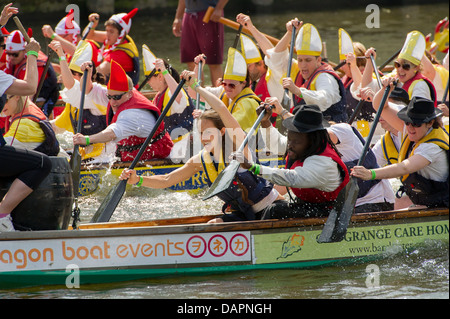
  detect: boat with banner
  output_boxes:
[0,206,448,289]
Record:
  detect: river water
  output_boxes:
[1,2,449,300]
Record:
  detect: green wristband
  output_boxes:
[85,136,90,146]
[135,176,144,187]
[27,50,39,58]
[162,69,169,75]
[370,169,376,180]
[190,80,200,90]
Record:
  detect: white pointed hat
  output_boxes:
[55,9,80,36]
[223,47,247,81]
[69,41,94,73]
[142,44,158,76]
[295,23,322,56]
[398,30,426,66]
[240,34,262,64]
[339,28,354,61]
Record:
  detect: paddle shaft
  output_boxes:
[378,48,401,71]
[357,83,392,166]
[281,26,296,110]
[91,79,186,223]
[442,76,449,102]
[71,69,89,194]
[370,54,382,88]
[33,50,54,104]
[13,16,31,42]
[202,6,279,46]
[137,68,156,91]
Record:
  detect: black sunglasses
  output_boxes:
[394,61,412,71]
[6,52,20,57]
[405,121,422,127]
[106,92,127,100]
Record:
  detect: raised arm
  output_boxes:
[236,13,273,54]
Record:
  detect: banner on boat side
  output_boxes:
[0,232,251,272]
[252,220,449,264]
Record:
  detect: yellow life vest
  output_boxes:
[397,126,449,182]
[114,35,139,59]
[53,103,107,160]
[199,149,226,184]
[380,131,400,165]
[4,118,45,144]
[220,87,261,132]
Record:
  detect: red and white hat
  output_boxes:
[107,8,138,49]
[55,9,80,45]
[5,29,32,52]
[107,59,130,92]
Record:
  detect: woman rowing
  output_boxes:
[119,70,285,223]
[361,31,436,104]
[351,79,449,208]
[149,58,194,163]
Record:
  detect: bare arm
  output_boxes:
[236,13,273,54]
[48,40,75,89]
[372,78,404,132]
[5,39,40,96]
[119,154,203,188]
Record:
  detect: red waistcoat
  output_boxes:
[401,72,437,107]
[107,89,173,162]
[286,144,349,203]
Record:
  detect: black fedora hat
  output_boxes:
[389,87,410,105]
[397,96,442,124]
[283,104,330,133]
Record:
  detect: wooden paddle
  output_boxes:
[192,57,205,155]
[202,105,272,200]
[69,69,88,228]
[202,6,279,46]
[32,50,54,104]
[317,83,393,243]
[281,25,296,110]
[91,79,186,223]
[378,48,401,72]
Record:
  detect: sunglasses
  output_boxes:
[6,52,20,57]
[0,44,6,50]
[221,82,237,89]
[106,92,127,100]
[394,61,412,71]
[405,121,423,128]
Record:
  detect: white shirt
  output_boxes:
[87,85,157,143]
[60,80,107,116]
[0,71,14,95]
[372,131,402,167]
[402,126,449,182]
[328,123,395,205]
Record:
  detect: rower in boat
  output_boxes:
[149,58,194,163]
[4,29,59,117]
[1,27,52,232]
[48,39,114,163]
[236,13,289,122]
[361,32,437,104]
[187,51,261,133]
[352,82,449,209]
[41,9,102,74]
[73,60,173,162]
[270,19,348,123]
[337,28,376,137]
[236,100,349,219]
[84,8,140,87]
[119,69,286,224]
[422,50,449,105]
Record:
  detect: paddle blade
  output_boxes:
[69,148,82,194]
[317,178,359,243]
[90,180,128,223]
[281,89,291,110]
[202,160,240,200]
